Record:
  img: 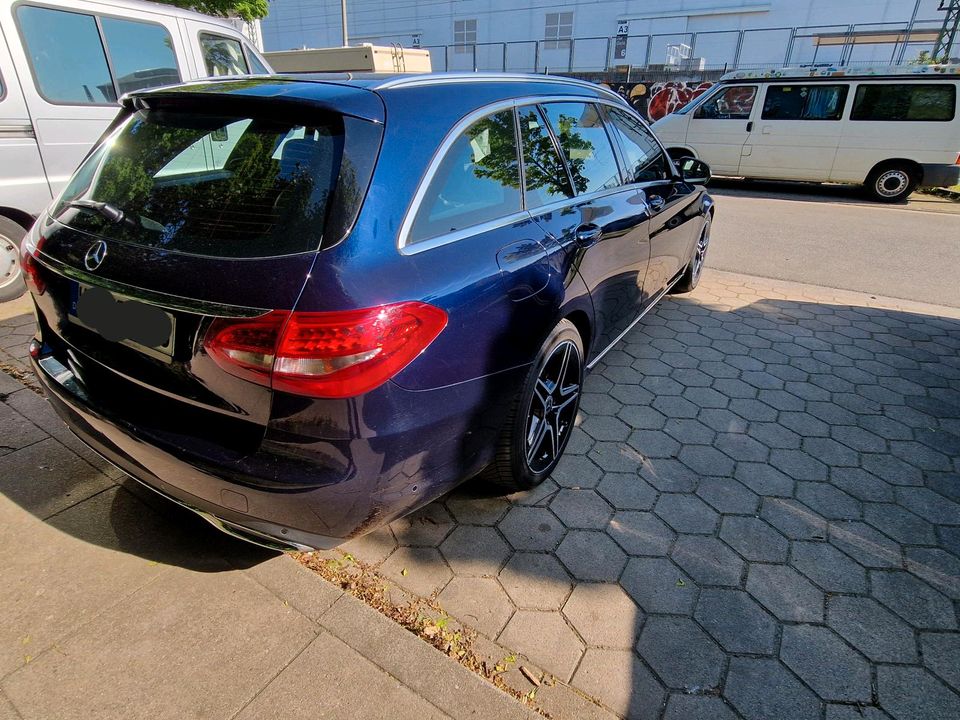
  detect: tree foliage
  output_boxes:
[155,0,268,22]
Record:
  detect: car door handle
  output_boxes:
[648,195,666,213]
[575,224,602,248]
[746,121,753,132]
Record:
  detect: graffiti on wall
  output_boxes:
[602,81,714,122]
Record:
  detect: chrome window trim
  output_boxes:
[398,94,647,255]
[373,73,627,105]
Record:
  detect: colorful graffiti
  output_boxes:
[602,81,714,122]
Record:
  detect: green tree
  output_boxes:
[155,0,268,22]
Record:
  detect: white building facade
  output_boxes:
[261,0,948,72]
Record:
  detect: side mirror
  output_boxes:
[677,157,711,185]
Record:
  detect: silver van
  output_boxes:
[0,0,272,300]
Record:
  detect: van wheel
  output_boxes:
[485,319,583,490]
[0,216,28,303]
[670,217,711,294]
[866,164,917,203]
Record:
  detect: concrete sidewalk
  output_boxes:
[0,371,536,720]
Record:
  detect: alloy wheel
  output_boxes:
[525,339,581,474]
[692,222,710,283]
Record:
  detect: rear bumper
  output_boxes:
[920,163,960,189]
[33,353,521,550]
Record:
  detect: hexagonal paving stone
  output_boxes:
[695,588,777,655]
[438,526,511,576]
[596,473,658,511]
[724,657,821,720]
[550,454,603,489]
[380,546,452,598]
[607,511,675,557]
[617,404,667,431]
[830,467,894,503]
[736,463,795,497]
[579,392,623,416]
[877,666,960,720]
[698,408,748,433]
[795,482,862,520]
[663,418,716,445]
[640,458,699,493]
[580,415,631,443]
[760,497,828,540]
[790,541,867,594]
[678,445,735,477]
[714,432,769,463]
[627,430,681,459]
[905,548,960,599]
[748,422,801,450]
[654,494,719,534]
[390,502,455,546]
[497,610,584,682]
[562,583,642,649]
[895,487,960,525]
[437,577,514,639]
[828,521,902,568]
[863,503,937,545]
[671,535,744,586]
[589,441,645,474]
[826,596,918,663]
[549,489,612,530]
[861,453,923,486]
[824,705,892,720]
[746,564,824,623]
[338,525,397,566]
[921,632,960,692]
[696,477,760,514]
[572,649,665,720]
[719,516,789,562]
[498,506,565,552]
[556,531,626,582]
[780,625,871,702]
[621,557,697,615]
[444,492,510,526]
[870,571,957,630]
[636,616,725,691]
[664,694,739,720]
[801,437,860,467]
[498,552,571,610]
[769,449,828,482]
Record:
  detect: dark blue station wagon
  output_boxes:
[22,73,714,550]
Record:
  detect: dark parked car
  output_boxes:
[22,73,714,550]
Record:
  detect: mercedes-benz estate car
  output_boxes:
[22,72,714,550]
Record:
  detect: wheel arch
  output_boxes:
[0,207,35,233]
[865,158,923,185]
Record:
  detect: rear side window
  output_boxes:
[606,108,671,183]
[53,107,381,258]
[541,102,621,195]
[17,6,116,104]
[200,33,249,76]
[100,18,180,95]
[695,85,757,120]
[247,51,272,75]
[762,85,848,121]
[852,84,956,122]
[518,105,573,208]
[409,110,521,243]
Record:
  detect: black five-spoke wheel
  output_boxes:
[526,339,581,474]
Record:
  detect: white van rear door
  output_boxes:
[739,83,848,182]
[685,84,759,175]
[0,19,51,215]
[9,3,186,200]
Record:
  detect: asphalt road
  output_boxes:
[707,179,960,308]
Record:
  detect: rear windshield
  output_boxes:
[52,107,378,257]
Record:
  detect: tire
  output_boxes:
[485,319,584,491]
[670,215,711,295]
[866,164,918,203]
[0,216,28,303]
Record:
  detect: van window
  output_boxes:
[695,86,757,120]
[762,85,848,121]
[542,102,621,195]
[247,50,272,75]
[518,105,573,208]
[606,108,671,183]
[101,18,180,95]
[851,84,956,122]
[200,33,249,76]
[51,108,382,258]
[17,6,116,104]
[409,110,521,243]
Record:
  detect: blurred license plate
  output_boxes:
[68,283,175,361]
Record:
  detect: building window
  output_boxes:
[544,12,573,50]
[454,19,477,54]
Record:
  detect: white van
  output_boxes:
[0,0,272,300]
[653,65,960,204]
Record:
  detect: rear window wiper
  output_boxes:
[66,199,166,233]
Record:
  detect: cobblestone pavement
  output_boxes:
[3,270,960,720]
[340,270,960,720]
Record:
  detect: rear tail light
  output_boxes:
[21,245,46,296]
[955,153,960,166]
[204,302,448,398]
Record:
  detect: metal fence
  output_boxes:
[421,18,946,76]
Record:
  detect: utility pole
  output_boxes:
[341,0,349,46]
[933,0,960,61]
